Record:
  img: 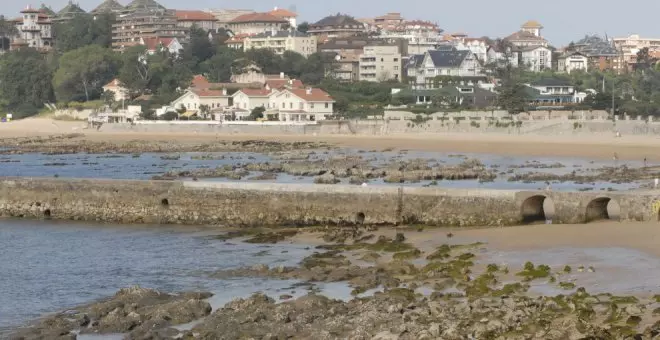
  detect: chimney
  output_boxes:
[306,87,312,95]
[280,72,284,79]
[222,88,227,96]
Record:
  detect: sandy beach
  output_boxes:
[2,118,660,161]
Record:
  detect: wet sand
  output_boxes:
[1,118,660,161]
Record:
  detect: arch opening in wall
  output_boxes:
[356,212,366,225]
[521,195,554,224]
[161,198,169,207]
[585,197,620,222]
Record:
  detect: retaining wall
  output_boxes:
[0,178,658,227]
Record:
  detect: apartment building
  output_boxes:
[207,9,255,30]
[359,44,402,82]
[228,12,288,35]
[378,19,443,55]
[308,14,366,41]
[613,34,660,70]
[243,30,317,56]
[112,9,187,50]
[11,5,53,51]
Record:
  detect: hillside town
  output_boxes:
[1,0,660,122]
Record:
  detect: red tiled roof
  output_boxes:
[237,88,273,96]
[287,88,334,102]
[103,79,124,88]
[191,75,210,87]
[141,37,175,51]
[230,12,287,24]
[175,10,217,21]
[266,78,304,90]
[191,88,229,97]
[226,33,252,43]
[269,8,297,18]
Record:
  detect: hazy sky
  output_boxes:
[5,0,657,45]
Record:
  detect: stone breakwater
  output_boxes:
[0,177,658,226]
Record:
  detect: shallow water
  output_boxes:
[0,220,314,335]
[0,150,648,191]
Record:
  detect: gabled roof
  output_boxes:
[266,78,304,90]
[427,49,470,68]
[234,88,274,97]
[230,12,287,23]
[103,79,125,88]
[190,88,230,97]
[529,78,573,87]
[92,0,124,14]
[284,88,334,102]
[505,30,546,42]
[269,7,297,18]
[141,37,176,51]
[124,0,166,12]
[407,54,425,68]
[312,14,363,28]
[175,10,217,21]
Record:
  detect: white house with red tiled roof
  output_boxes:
[139,37,183,55]
[170,87,232,118]
[102,79,129,102]
[232,88,276,112]
[269,87,335,121]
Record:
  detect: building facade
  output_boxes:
[171,88,233,113]
[11,6,53,51]
[505,21,548,48]
[228,12,288,35]
[379,20,443,55]
[557,52,588,73]
[102,79,130,102]
[268,7,297,28]
[517,45,552,72]
[409,48,483,88]
[526,79,575,107]
[207,9,255,30]
[174,10,217,31]
[243,31,317,56]
[112,9,188,50]
[269,88,335,121]
[359,44,402,82]
[613,34,660,70]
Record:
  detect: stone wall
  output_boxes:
[0,178,657,227]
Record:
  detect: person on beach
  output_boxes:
[644,157,648,168]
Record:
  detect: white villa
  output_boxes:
[230,86,335,121]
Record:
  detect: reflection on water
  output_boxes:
[0,150,648,191]
[0,220,314,333]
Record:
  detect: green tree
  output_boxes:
[0,48,55,116]
[201,46,242,82]
[279,51,306,78]
[54,13,115,53]
[297,22,309,34]
[245,48,281,74]
[497,82,529,115]
[249,106,265,120]
[181,25,215,73]
[0,16,18,52]
[53,45,120,102]
[90,12,116,48]
[199,104,210,119]
[117,46,151,96]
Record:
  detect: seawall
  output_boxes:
[0,178,658,227]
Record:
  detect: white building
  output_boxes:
[140,37,183,55]
[170,88,232,116]
[455,38,489,63]
[518,46,552,72]
[232,88,275,111]
[11,5,53,51]
[378,20,443,55]
[243,30,317,57]
[557,52,588,73]
[102,79,129,102]
[505,21,548,48]
[269,88,334,121]
[408,48,483,89]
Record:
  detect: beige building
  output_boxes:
[227,12,288,35]
[613,34,660,68]
[359,44,402,82]
[308,14,366,41]
[207,9,255,29]
[174,10,218,31]
[244,30,317,56]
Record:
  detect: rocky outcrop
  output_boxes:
[10,287,212,340]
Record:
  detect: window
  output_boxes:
[394,58,398,62]
[310,103,314,109]
[299,102,304,109]
[394,66,399,70]
[325,103,329,109]
[289,102,293,109]
[282,102,285,108]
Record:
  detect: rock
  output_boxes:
[428,323,441,337]
[314,173,340,184]
[251,264,269,272]
[371,331,399,340]
[279,294,293,300]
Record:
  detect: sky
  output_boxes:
[4,0,659,46]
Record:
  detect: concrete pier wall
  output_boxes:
[0,178,657,227]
